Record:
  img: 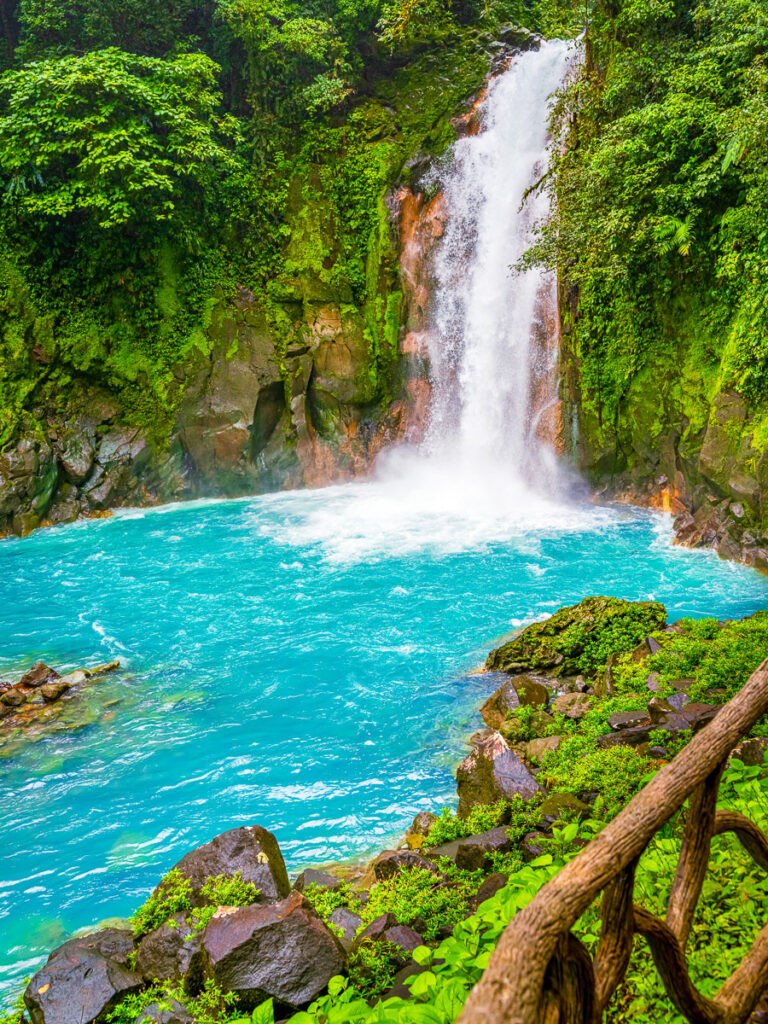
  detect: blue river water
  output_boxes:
[2,482,768,999]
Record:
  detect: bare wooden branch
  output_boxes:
[457,659,768,1024]
[593,861,637,1013]
[539,933,596,1024]
[633,906,719,1024]
[666,765,724,949]
[714,810,768,871]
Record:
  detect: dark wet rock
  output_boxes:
[136,999,194,1024]
[354,914,423,966]
[373,850,439,881]
[608,710,651,731]
[19,662,60,689]
[58,430,95,484]
[577,790,600,805]
[597,726,652,749]
[135,913,202,984]
[456,731,544,817]
[524,736,561,761]
[407,811,438,838]
[648,746,670,758]
[170,825,290,906]
[668,691,691,711]
[648,696,676,723]
[1,687,27,708]
[24,929,141,1024]
[480,676,547,730]
[551,693,593,720]
[41,680,72,703]
[510,676,549,707]
[470,873,508,910]
[293,868,342,893]
[539,793,590,827]
[731,737,768,766]
[327,907,361,949]
[682,702,720,731]
[520,833,549,862]
[454,827,515,872]
[202,892,345,1010]
[430,827,513,870]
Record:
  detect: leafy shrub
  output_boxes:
[132,868,192,938]
[132,869,259,939]
[302,881,353,920]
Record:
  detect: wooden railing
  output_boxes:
[457,659,768,1024]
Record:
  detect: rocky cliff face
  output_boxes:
[559,292,768,571]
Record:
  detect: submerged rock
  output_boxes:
[455,731,543,817]
[170,825,290,906]
[19,662,60,689]
[25,929,140,1024]
[41,680,71,703]
[202,892,345,1010]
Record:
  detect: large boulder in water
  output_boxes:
[456,732,543,818]
[168,825,290,906]
[486,597,666,677]
[24,929,141,1024]
[201,891,345,1010]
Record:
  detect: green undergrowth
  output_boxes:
[132,869,259,940]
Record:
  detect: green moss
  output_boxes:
[487,596,667,677]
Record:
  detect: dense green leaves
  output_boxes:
[539,0,768,420]
[0,48,237,233]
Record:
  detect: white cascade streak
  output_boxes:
[422,37,573,486]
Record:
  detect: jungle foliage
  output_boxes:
[0,0,576,444]
[537,0,768,425]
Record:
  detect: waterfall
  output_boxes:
[279,38,588,561]
[421,38,574,487]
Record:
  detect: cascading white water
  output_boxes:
[273,38,595,561]
[422,38,574,488]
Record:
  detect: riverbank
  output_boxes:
[7,595,768,1024]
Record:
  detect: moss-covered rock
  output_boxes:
[486,597,667,678]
